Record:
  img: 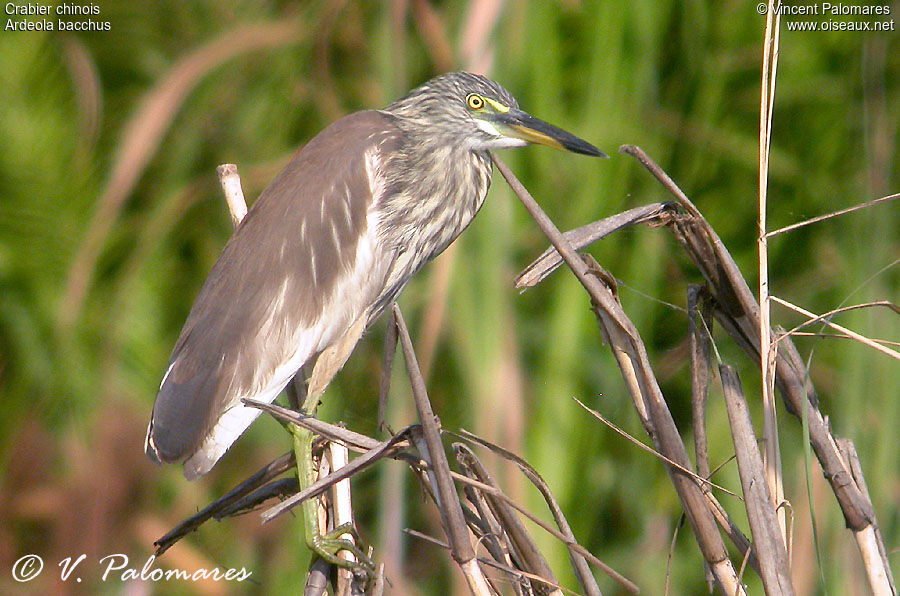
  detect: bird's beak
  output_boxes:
[498,108,606,157]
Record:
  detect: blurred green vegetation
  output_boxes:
[0,2,898,595]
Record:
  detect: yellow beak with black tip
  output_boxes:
[497,108,607,157]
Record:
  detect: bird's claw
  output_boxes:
[308,522,376,578]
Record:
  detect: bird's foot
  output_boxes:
[308,522,375,579]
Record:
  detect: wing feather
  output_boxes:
[146,111,402,474]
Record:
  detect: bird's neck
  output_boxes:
[393,134,490,244]
[375,128,492,286]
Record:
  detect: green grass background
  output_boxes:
[0,2,898,594]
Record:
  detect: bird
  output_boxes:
[145,71,604,481]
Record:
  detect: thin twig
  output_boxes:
[570,398,737,498]
[766,192,900,237]
[770,296,900,363]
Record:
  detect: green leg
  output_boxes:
[291,390,374,576]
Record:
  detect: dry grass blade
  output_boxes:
[404,529,580,596]
[771,296,900,362]
[456,482,525,596]
[454,444,564,596]
[457,476,527,596]
[453,431,614,595]
[575,363,756,573]
[779,300,900,335]
[766,192,900,237]
[515,203,671,289]
[757,0,786,546]
[785,332,900,347]
[444,468,631,584]
[259,428,413,523]
[719,365,794,595]
[153,452,295,555]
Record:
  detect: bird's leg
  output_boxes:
[291,424,373,573]
[291,316,373,576]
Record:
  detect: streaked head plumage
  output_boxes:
[384,72,604,156]
[384,72,525,151]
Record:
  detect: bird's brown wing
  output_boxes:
[146,110,403,478]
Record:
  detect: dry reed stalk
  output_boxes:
[512,142,895,594]
[391,305,492,596]
[329,442,365,596]
[494,155,748,595]
[758,0,786,547]
[719,365,794,595]
[619,145,896,595]
[216,164,247,227]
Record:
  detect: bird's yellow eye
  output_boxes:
[466,94,485,110]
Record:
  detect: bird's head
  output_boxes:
[385,72,606,157]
